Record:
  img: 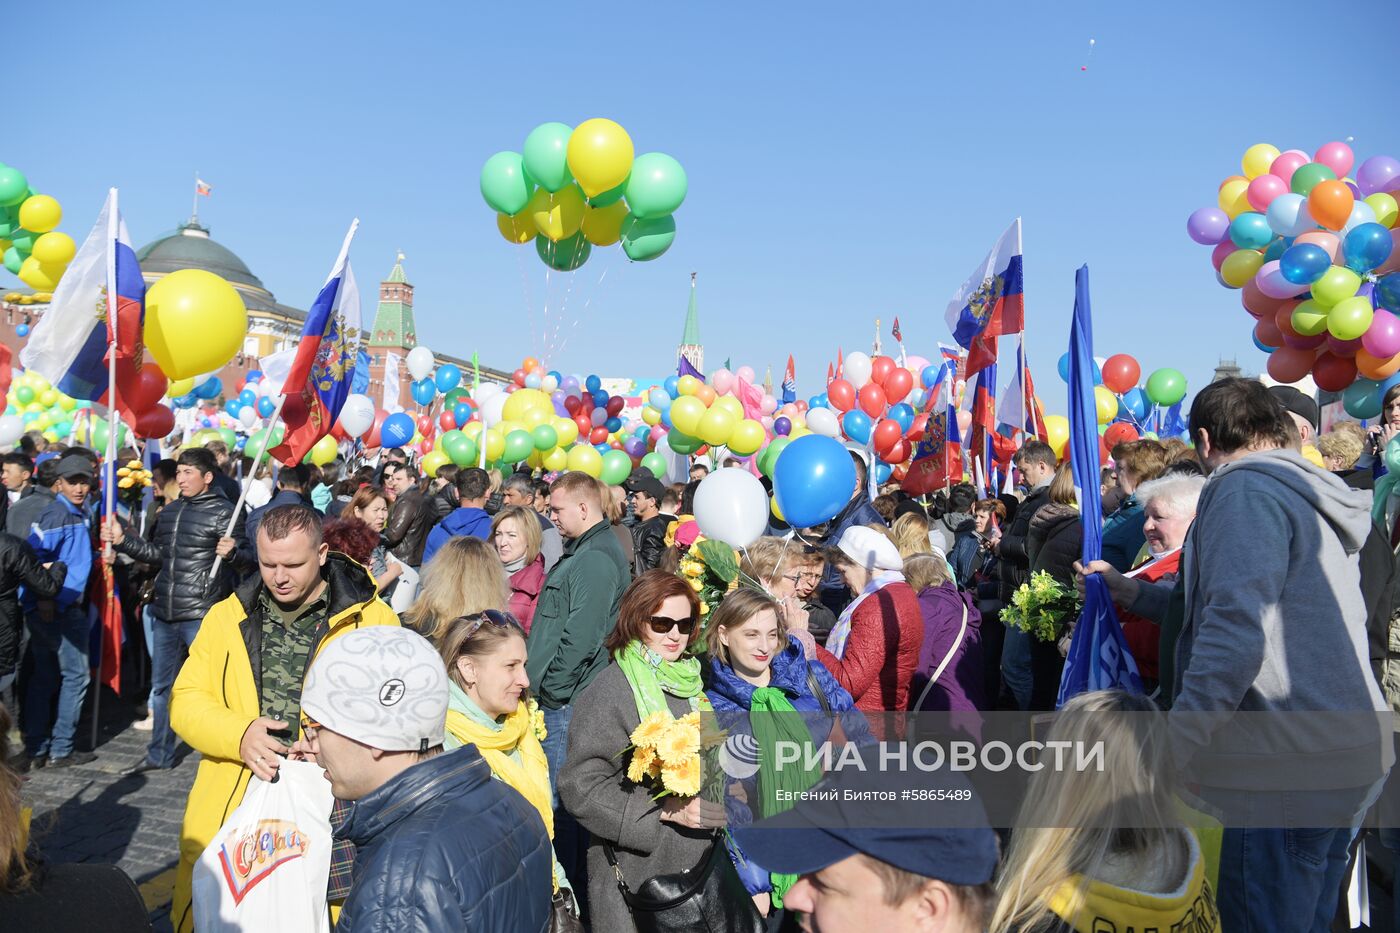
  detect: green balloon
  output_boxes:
[14,386,34,405]
[0,167,26,206]
[219,428,237,449]
[588,179,628,208]
[0,207,18,239]
[1144,368,1187,407]
[8,229,37,253]
[442,429,474,466]
[621,214,676,262]
[532,424,558,451]
[444,387,471,408]
[480,151,533,214]
[640,451,667,480]
[667,428,702,455]
[624,153,687,220]
[502,429,534,463]
[2,247,20,274]
[536,232,591,271]
[758,437,791,478]
[600,449,632,486]
[522,122,574,194]
[1290,162,1336,196]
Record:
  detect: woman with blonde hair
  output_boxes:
[989,689,1219,933]
[403,536,509,640]
[492,505,545,633]
[891,510,934,560]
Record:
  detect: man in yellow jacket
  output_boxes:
[169,504,399,932]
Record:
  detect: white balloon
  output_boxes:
[542,375,559,392]
[338,393,376,437]
[693,468,770,548]
[476,383,503,403]
[239,407,258,429]
[407,346,436,382]
[481,393,508,427]
[844,351,873,387]
[806,407,841,437]
[0,414,22,447]
[1341,201,1378,237]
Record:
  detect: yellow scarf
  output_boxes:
[1047,839,1220,933]
[445,703,554,840]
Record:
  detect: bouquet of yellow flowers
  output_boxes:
[1000,570,1081,642]
[677,537,740,636]
[114,460,153,505]
[624,710,725,799]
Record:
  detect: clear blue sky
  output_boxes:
[10,1,1399,408]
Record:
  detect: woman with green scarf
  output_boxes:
[558,571,736,933]
[702,587,871,922]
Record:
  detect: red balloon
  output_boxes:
[1100,354,1141,395]
[605,396,625,417]
[563,395,582,415]
[827,379,855,411]
[132,405,175,439]
[883,367,913,405]
[1253,316,1284,349]
[694,444,710,457]
[891,464,909,482]
[1274,302,1303,340]
[1312,351,1358,392]
[857,383,887,418]
[1282,331,1326,350]
[438,410,456,431]
[512,369,527,387]
[1266,346,1318,384]
[870,356,896,386]
[125,364,169,412]
[881,437,912,464]
[589,426,609,444]
[1099,436,1111,466]
[416,414,435,436]
[872,418,902,453]
[907,413,930,443]
[1103,422,1140,448]
[366,409,387,448]
[330,421,351,442]
[574,413,593,435]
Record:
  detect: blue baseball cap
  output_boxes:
[730,744,998,885]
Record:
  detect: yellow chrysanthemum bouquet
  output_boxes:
[624,710,724,798]
[114,460,153,505]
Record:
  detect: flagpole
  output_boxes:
[191,172,200,225]
[103,189,119,565]
[209,394,287,579]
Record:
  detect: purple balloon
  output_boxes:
[1362,308,1400,359]
[1187,207,1230,245]
[1282,330,1327,350]
[773,416,791,436]
[623,437,646,457]
[590,408,607,426]
[1357,156,1400,197]
[1255,261,1307,299]
[1326,334,1362,358]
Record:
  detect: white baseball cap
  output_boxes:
[301,628,448,753]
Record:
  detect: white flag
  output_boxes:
[382,352,402,413]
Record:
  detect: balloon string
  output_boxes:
[515,247,539,363]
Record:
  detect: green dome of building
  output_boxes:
[135,221,289,316]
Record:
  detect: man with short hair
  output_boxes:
[625,473,669,574]
[2,451,34,504]
[994,439,1057,710]
[689,461,710,483]
[502,471,561,571]
[244,463,314,559]
[3,452,53,539]
[421,468,492,566]
[532,478,551,516]
[102,447,251,774]
[298,627,552,932]
[167,504,399,932]
[381,461,433,569]
[202,439,243,504]
[19,455,97,770]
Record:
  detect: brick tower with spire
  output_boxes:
[365,252,420,413]
[678,272,703,373]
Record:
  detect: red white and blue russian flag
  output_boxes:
[781,355,797,404]
[944,218,1024,377]
[265,220,362,464]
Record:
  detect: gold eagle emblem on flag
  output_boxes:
[968,274,1003,327]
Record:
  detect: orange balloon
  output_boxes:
[1357,348,1400,380]
[1294,230,1341,262]
[693,384,717,407]
[522,356,540,372]
[1308,179,1355,231]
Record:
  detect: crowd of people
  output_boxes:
[0,372,1395,932]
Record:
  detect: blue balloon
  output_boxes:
[15,324,28,338]
[663,375,679,396]
[453,401,474,426]
[605,416,622,433]
[412,378,436,406]
[1262,237,1289,262]
[808,393,829,410]
[195,377,222,400]
[591,390,608,408]
[772,434,859,528]
[908,388,926,409]
[244,369,264,384]
[1120,388,1150,423]
[1252,333,1276,353]
[1343,377,1383,420]
[548,370,562,383]
[874,463,892,485]
[1344,223,1394,274]
[1229,212,1273,250]
[634,425,650,440]
[381,412,416,447]
[648,388,672,410]
[1279,243,1331,285]
[920,365,941,388]
[256,396,276,417]
[1377,273,1400,313]
[1058,352,1101,384]
[888,402,915,433]
[176,392,199,410]
[585,374,602,393]
[225,400,242,417]
[238,388,257,406]
[435,364,462,392]
[841,410,872,445]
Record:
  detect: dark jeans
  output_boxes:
[146,617,201,768]
[23,604,92,759]
[542,703,589,914]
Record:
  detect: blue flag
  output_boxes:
[1162,401,1188,438]
[351,348,372,395]
[1057,265,1144,708]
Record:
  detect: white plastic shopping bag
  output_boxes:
[192,759,335,933]
[388,557,419,613]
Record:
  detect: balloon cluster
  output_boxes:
[0,163,75,293]
[1051,352,1189,456]
[1187,141,1400,392]
[1,370,87,446]
[481,119,686,269]
[642,366,769,461]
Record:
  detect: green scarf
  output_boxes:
[751,685,823,909]
[615,640,709,722]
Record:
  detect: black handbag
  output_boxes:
[549,889,583,933]
[603,833,765,933]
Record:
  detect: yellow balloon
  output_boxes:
[39,389,57,407]
[1366,193,1398,229]
[670,396,706,435]
[1218,178,1251,218]
[17,257,64,291]
[484,429,506,462]
[0,239,11,256]
[167,377,196,397]
[310,434,339,466]
[421,450,450,478]
[464,421,485,440]
[770,496,784,522]
[712,395,744,420]
[727,419,765,456]
[788,425,811,440]
[1094,386,1118,425]
[521,407,549,428]
[145,269,248,379]
[497,419,524,437]
[554,417,579,447]
[1220,249,1264,288]
[1241,143,1280,180]
[567,444,603,477]
[641,406,661,426]
[18,194,62,233]
[676,374,701,396]
[566,118,635,198]
[31,231,76,265]
[503,387,551,422]
[581,200,629,247]
[543,446,569,472]
[697,407,737,446]
[528,185,586,242]
[1043,415,1070,459]
[496,210,537,244]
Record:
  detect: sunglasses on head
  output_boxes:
[457,609,521,639]
[647,615,697,637]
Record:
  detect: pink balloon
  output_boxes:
[710,369,734,395]
[1294,230,1341,263]
[1270,150,1310,186]
[760,394,777,414]
[1211,239,1236,271]
[1255,261,1307,300]
[760,416,774,431]
[1326,334,1362,358]
[735,365,756,384]
[956,410,972,434]
[1314,141,1355,179]
[1246,174,1287,212]
[649,424,667,444]
[1362,308,1400,359]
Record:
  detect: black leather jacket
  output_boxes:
[116,490,252,622]
[630,514,669,575]
[0,531,66,677]
[383,487,433,568]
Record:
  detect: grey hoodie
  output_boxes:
[1170,448,1391,789]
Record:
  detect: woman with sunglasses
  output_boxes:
[437,610,576,920]
[701,587,869,921]
[558,570,731,933]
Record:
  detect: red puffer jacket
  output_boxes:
[815,581,925,713]
[507,555,546,633]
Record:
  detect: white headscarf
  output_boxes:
[826,526,905,658]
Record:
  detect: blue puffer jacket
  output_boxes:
[336,745,552,933]
[704,635,873,895]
